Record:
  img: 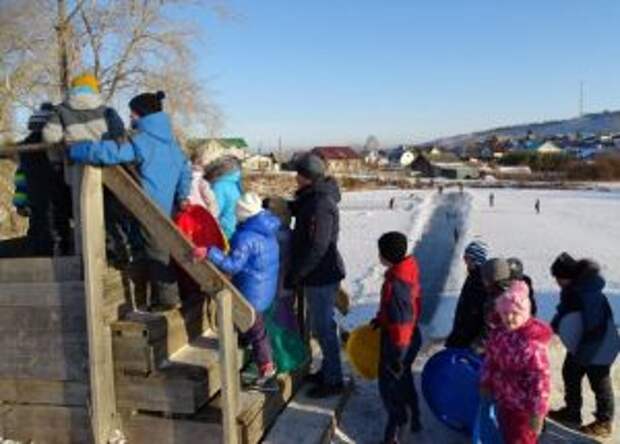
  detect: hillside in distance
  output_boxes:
[432,110,620,148]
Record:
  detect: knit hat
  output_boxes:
[295,153,325,181]
[71,73,99,94]
[464,241,488,266]
[378,231,408,264]
[507,257,526,279]
[481,257,511,285]
[495,280,531,328]
[236,192,263,222]
[129,90,166,117]
[551,252,578,279]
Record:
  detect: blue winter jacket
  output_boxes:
[69,112,192,216]
[208,210,280,312]
[211,170,243,239]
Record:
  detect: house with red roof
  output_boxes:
[311,146,363,174]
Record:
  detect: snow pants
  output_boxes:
[497,405,538,444]
[241,312,273,372]
[563,352,615,422]
[378,329,422,443]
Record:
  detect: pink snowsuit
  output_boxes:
[480,316,552,444]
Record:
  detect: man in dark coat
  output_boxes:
[445,241,488,349]
[286,153,346,398]
[548,253,619,439]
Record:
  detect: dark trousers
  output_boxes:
[563,352,615,422]
[19,153,72,256]
[140,227,180,307]
[241,313,273,371]
[378,329,422,443]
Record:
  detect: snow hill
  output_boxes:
[431,110,620,148]
[335,186,620,443]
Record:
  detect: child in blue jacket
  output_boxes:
[193,192,280,389]
[70,90,192,309]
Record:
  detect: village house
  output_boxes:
[187,137,249,165]
[311,146,364,174]
[242,154,275,172]
[410,153,480,179]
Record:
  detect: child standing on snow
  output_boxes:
[480,280,552,444]
[193,193,280,390]
[371,231,423,443]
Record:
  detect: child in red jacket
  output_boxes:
[371,231,422,444]
[480,280,552,444]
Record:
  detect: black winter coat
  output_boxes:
[286,177,346,287]
[445,267,487,348]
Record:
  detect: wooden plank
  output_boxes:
[217,289,240,444]
[102,166,255,332]
[0,256,82,283]
[0,378,88,406]
[263,379,353,444]
[72,164,83,256]
[81,166,120,443]
[125,413,225,444]
[0,281,85,306]
[0,404,93,444]
[0,334,88,381]
[0,305,86,334]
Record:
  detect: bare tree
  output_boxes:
[0,0,226,138]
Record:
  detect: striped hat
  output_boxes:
[464,241,488,266]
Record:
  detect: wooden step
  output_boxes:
[116,333,225,414]
[0,256,82,283]
[263,377,353,444]
[0,404,92,444]
[111,295,214,375]
[124,368,307,444]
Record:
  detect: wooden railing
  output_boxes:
[1,143,255,444]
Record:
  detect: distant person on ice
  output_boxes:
[489,192,495,207]
[70,90,192,309]
[480,280,552,444]
[370,231,423,442]
[285,153,346,398]
[445,241,488,349]
[193,193,280,390]
[389,197,395,210]
[548,253,620,439]
[535,198,541,214]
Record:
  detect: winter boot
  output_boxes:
[247,363,278,392]
[580,419,612,439]
[548,407,582,429]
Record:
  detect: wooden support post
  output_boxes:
[81,166,120,443]
[72,164,83,256]
[217,289,240,444]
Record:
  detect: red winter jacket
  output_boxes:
[480,318,552,416]
[375,256,421,360]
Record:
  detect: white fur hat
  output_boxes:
[236,192,263,222]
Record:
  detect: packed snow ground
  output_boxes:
[335,187,620,444]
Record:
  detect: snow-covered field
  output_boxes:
[335,186,620,443]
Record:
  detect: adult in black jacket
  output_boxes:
[286,153,345,398]
[445,241,488,349]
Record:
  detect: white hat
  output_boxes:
[236,192,263,222]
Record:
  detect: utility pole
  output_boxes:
[579,80,584,117]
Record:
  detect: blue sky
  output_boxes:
[193,1,620,149]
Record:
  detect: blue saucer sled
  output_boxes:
[421,348,483,435]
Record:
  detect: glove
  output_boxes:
[387,360,404,379]
[191,246,208,262]
[369,318,380,330]
[529,415,544,434]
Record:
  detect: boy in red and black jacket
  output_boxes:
[371,231,423,444]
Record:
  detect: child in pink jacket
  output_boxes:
[480,280,552,444]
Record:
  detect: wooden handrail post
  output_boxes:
[217,289,240,444]
[81,166,120,443]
